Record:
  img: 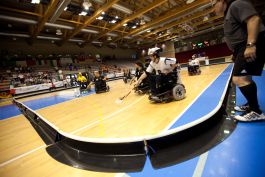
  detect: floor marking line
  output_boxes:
[0,145,46,167]
[70,96,145,134]
[192,152,209,177]
[0,96,145,167]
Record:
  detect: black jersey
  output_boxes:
[135,68,145,79]
[94,76,106,88]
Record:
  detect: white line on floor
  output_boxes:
[0,96,145,167]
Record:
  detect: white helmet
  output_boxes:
[148,47,161,55]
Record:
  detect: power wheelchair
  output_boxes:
[148,71,186,103]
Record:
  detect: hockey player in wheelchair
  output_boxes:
[123,69,132,84]
[130,61,150,94]
[77,72,91,94]
[88,71,110,94]
[188,55,201,76]
[135,47,186,103]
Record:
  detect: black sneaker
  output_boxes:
[234,103,250,112]
[234,111,265,122]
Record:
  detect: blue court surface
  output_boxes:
[130,68,265,177]
[0,89,95,120]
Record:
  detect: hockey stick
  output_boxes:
[115,89,133,104]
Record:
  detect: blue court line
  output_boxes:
[201,71,265,177]
[0,89,95,120]
[129,64,233,177]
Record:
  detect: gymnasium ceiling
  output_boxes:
[0,0,224,49]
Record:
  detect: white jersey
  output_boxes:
[189,59,200,66]
[146,57,177,75]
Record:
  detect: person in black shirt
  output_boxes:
[213,0,265,121]
[88,71,109,93]
[123,68,132,84]
[131,61,150,94]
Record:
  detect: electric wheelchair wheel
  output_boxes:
[123,77,127,84]
[172,84,186,101]
[106,85,110,92]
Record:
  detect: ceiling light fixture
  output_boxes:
[186,0,195,4]
[140,19,146,25]
[110,19,117,23]
[79,11,88,16]
[203,15,209,22]
[31,0,40,4]
[56,29,62,35]
[83,0,92,10]
[96,16,104,20]
[107,36,112,41]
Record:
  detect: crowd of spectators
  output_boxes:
[0,60,135,91]
[1,66,60,88]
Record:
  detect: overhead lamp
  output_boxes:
[56,29,62,35]
[140,19,146,25]
[203,15,209,22]
[132,25,137,29]
[146,30,151,33]
[123,23,128,26]
[79,11,88,16]
[83,0,92,10]
[31,0,40,4]
[64,7,68,11]
[96,16,104,20]
[186,0,195,4]
[107,36,112,41]
[110,19,117,24]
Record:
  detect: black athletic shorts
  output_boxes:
[233,31,265,76]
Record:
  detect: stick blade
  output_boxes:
[115,98,123,104]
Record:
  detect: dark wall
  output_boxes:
[175,43,232,63]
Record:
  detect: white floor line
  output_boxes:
[0,145,46,167]
[0,96,146,167]
[115,173,130,177]
[70,96,146,134]
[192,65,231,177]
[192,152,209,177]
